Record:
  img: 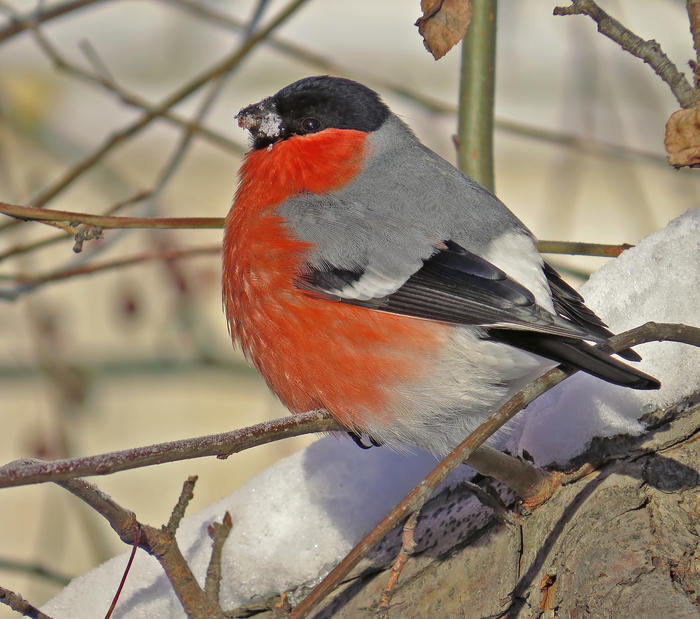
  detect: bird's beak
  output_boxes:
[236,98,283,143]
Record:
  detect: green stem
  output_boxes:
[456,0,498,191]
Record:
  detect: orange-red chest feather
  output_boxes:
[222,130,446,430]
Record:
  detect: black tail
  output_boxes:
[543,262,642,362]
[489,330,661,390]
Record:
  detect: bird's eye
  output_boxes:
[300,117,321,133]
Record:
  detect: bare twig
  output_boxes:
[166,476,198,536]
[376,511,419,619]
[31,24,243,155]
[460,480,511,523]
[494,118,671,169]
[0,411,339,489]
[288,322,700,619]
[0,191,153,264]
[4,246,220,289]
[688,0,700,75]
[205,512,233,602]
[0,586,53,618]
[0,202,224,229]
[554,0,700,108]
[536,240,632,257]
[58,477,138,534]
[104,525,141,619]
[59,476,227,619]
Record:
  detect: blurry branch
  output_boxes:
[162,0,460,115]
[0,358,251,380]
[6,245,219,287]
[27,0,309,209]
[456,0,498,190]
[494,118,670,168]
[168,0,689,171]
[29,27,244,156]
[59,476,228,619]
[537,240,632,257]
[554,0,700,108]
[0,0,108,44]
[288,321,700,619]
[0,586,53,619]
[0,411,339,489]
[689,0,700,77]
[0,559,71,586]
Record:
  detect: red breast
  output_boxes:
[222,129,448,432]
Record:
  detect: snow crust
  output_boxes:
[43,210,700,617]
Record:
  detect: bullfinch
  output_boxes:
[222,76,660,456]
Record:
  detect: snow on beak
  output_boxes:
[236,98,283,142]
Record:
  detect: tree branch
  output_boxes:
[0,411,340,489]
[554,0,700,108]
[59,476,227,619]
[0,586,53,619]
[0,202,224,229]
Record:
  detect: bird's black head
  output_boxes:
[237,76,391,150]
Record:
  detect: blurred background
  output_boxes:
[0,0,698,612]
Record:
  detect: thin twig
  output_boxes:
[536,240,632,257]
[0,191,153,264]
[0,586,53,618]
[3,246,219,292]
[554,0,699,108]
[166,476,198,536]
[59,477,227,619]
[31,24,243,155]
[205,512,233,602]
[688,0,700,83]
[160,0,454,115]
[494,118,671,169]
[376,511,419,618]
[0,411,339,489]
[104,525,141,619]
[0,202,224,229]
[288,322,700,619]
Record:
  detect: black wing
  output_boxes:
[300,240,660,391]
[303,240,600,341]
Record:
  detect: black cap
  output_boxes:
[237,76,391,150]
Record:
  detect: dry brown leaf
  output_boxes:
[665,104,700,168]
[415,0,472,60]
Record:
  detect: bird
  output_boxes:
[222,75,660,457]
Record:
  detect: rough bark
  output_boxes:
[234,396,700,619]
